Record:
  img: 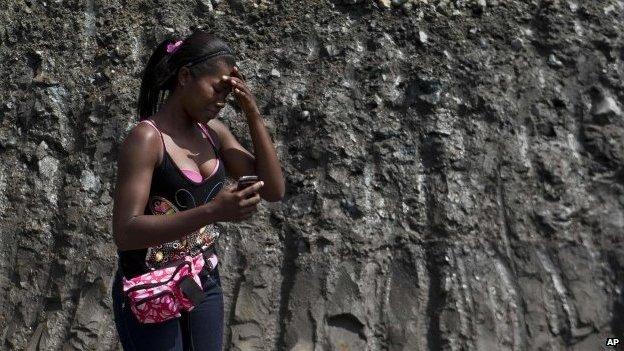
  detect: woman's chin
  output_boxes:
[206,109,220,119]
[198,112,217,122]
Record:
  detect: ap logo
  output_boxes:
[606,338,620,347]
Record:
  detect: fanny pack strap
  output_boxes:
[178,276,205,305]
[179,252,217,306]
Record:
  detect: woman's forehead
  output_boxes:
[213,61,234,75]
[200,61,234,82]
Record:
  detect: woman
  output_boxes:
[111,30,285,350]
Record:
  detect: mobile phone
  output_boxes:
[236,175,259,191]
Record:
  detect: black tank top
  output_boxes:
[118,119,227,278]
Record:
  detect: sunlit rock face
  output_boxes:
[0,1,623,350]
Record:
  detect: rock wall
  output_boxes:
[0,0,623,350]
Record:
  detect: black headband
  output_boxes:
[183,49,235,67]
[156,48,236,88]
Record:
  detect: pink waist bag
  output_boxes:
[122,254,209,324]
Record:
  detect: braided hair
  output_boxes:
[137,30,237,120]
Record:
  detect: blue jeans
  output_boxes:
[112,266,224,351]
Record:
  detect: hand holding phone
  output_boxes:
[236,175,259,192]
[209,176,264,222]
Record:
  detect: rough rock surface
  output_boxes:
[1,0,623,350]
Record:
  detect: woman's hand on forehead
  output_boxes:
[221,66,258,116]
[221,66,245,83]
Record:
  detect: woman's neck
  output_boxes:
[151,93,196,137]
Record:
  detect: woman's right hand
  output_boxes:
[209,181,264,222]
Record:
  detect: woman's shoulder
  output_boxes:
[118,121,163,165]
[125,121,162,146]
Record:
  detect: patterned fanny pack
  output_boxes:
[122,253,218,324]
[123,195,222,323]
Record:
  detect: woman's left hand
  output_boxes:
[223,66,260,117]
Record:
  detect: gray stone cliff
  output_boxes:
[0,0,623,350]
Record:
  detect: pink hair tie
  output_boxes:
[166,40,183,54]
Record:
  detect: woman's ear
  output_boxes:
[177,66,193,88]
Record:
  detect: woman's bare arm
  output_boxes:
[209,118,285,202]
[214,67,285,202]
[112,123,220,251]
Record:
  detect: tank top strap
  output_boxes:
[140,119,166,152]
[197,123,220,156]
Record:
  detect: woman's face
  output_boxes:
[180,61,233,123]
